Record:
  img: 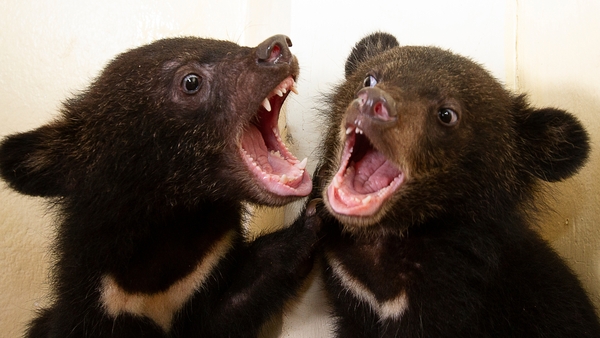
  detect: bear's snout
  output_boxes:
[256,34,293,65]
[355,87,397,123]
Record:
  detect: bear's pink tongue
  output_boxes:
[351,149,401,194]
[241,123,310,196]
[241,126,303,181]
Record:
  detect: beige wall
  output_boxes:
[515,0,600,310]
[0,1,598,337]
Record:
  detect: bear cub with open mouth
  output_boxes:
[0,35,318,337]
[314,32,600,337]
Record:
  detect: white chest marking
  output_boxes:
[100,230,236,332]
[327,253,409,321]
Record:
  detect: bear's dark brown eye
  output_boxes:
[363,75,377,88]
[182,74,202,94]
[438,108,459,126]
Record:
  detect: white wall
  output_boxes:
[0,1,598,337]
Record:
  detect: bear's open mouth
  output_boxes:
[326,125,404,216]
[240,76,312,197]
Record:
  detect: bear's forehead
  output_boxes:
[352,46,503,104]
[383,46,469,69]
[110,37,251,72]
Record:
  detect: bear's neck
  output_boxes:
[55,198,244,293]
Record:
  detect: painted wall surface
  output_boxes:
[515,0,600,315]
[0,1,598,337]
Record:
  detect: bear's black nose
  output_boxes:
[256,34,293,64]
[356,87,397,122]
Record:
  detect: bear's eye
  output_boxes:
[182,74,202,94]
[438,108,459,126]
[363,75,377,88]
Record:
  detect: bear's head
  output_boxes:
[319,32,589,231]
[0,35,312,210]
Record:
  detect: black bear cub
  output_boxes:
[0,35,318,337]
[313,32,600,337]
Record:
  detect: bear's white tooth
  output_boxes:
[273,150,283,159]
[345,166,354,178]
[281,88,287,94]
[290,84,299,95]
[262,98,272,112]
[280,174,288,184]
[275,89,284,97]
[296,158,307,170]
[356,127,363,134]
[362,195,372,204]
[346,126,354,135]
[333,176,341,188]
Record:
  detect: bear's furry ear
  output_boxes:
[515,97,590,182]
[345,32,399,78]
[0,127,66,197]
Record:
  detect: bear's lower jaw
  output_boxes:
[326,171,404,218]
[241,142,312,197]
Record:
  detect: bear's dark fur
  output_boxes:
[0,35,319,337]
[312,32,600,337]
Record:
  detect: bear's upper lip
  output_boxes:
[240,76,312,197]
[326,122,404,217]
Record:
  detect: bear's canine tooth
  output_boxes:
[296,158,307,170]
[262,98,272,112]
[290,84,299,95]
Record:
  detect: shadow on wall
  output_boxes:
[0,185,53,337]
[533,83,600,312]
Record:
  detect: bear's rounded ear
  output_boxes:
[0,128,66,197]
[515,97,590,182]
[345,32,399,78]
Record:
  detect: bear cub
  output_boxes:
[0,35,318,337]
[313,32,600,337]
